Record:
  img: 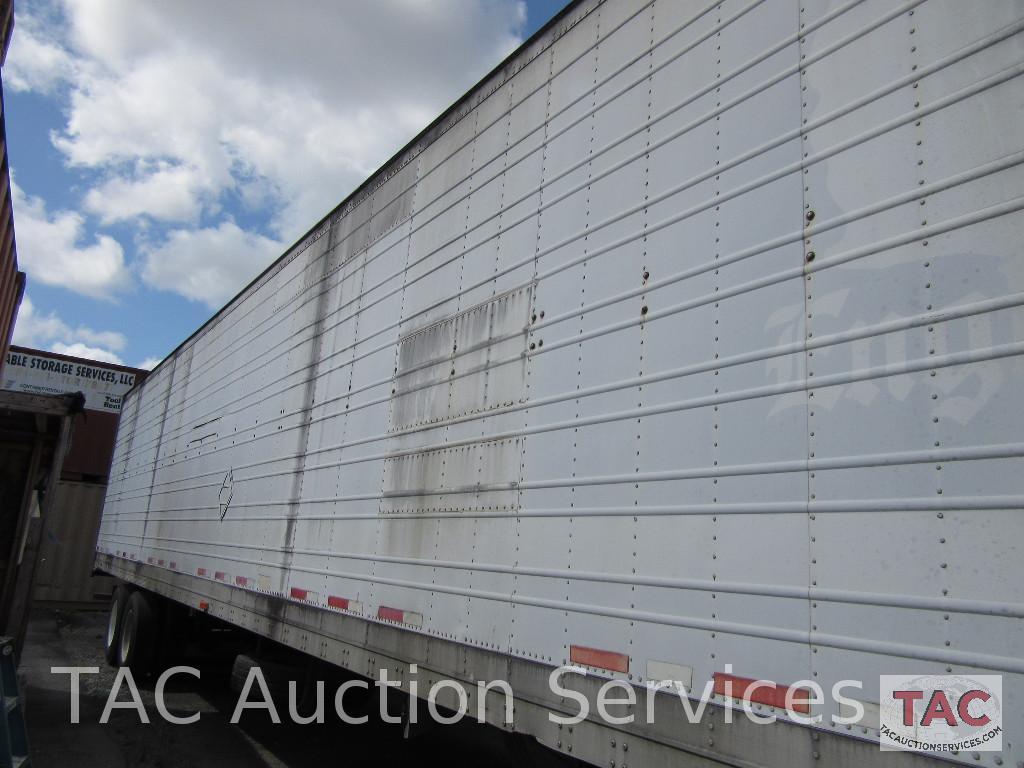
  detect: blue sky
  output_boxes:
[3,0,571,368]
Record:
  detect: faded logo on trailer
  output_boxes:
[218,468,234,520]
[879,674,1002,753]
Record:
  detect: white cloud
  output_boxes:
[140,220,284,308]
[11,180,131,299]
[50,342,124,364]
[12,296,126,364]
[136,356,163,370]
[11,297,69,346]
[4,0,536,383]
[5,0,528,323]
[11,0,527,243]
[84,162,211,224]
[2,8,75,93]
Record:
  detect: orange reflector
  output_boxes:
[198,601,209,611]
[569,645,629,674]
[713,672,811,714]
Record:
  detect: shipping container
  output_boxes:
[96,1,1024,765]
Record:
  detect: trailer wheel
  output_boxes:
[104,586,131,666]
[118,591,157,672]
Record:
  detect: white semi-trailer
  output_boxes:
[95,0,1024,765]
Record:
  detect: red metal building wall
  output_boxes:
[0,0,23,380]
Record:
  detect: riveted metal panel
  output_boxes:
[98,2,1024,766]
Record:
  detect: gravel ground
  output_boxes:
[20,606,573,768]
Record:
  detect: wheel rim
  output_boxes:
[120,605,135,663]
[106,597,120,649]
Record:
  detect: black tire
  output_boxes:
[118,590,157,673]
[230,653,293,702]
[104,586,131,666]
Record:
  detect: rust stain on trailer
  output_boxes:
[274,226,339,612]
[377,287,531,559]
[390,285,532,431]
[381,288,531,526]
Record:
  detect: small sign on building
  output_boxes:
[2,345,148,480]
[3,346,141,414]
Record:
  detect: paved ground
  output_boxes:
[20,607,570,768]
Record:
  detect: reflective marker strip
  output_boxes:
[290,587,309,600]
[197,568,207,577]
[214,572,227,581]
[235,576,248,587]
[157,559,165,566]
[329,597,363,613]
[198,601,209,611]
[378,606,404,623]
[646,660,693,691]
[569,645,630,674]
[713,672,811,714]
[147,557,154,564]
[838,698,881,729]
[169,561,177,570]
[376,606,422,627]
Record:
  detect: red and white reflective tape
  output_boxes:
[147,557,154,564]
[214,571,227,582]
[169,561,177,570]
[712,672,811,714]
[197,567,208,577]
[569,645,630,674]
[235,576,249,587]
[376,606,422,627]
[327,596,362,613]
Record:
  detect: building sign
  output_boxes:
[3,349,139,413]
